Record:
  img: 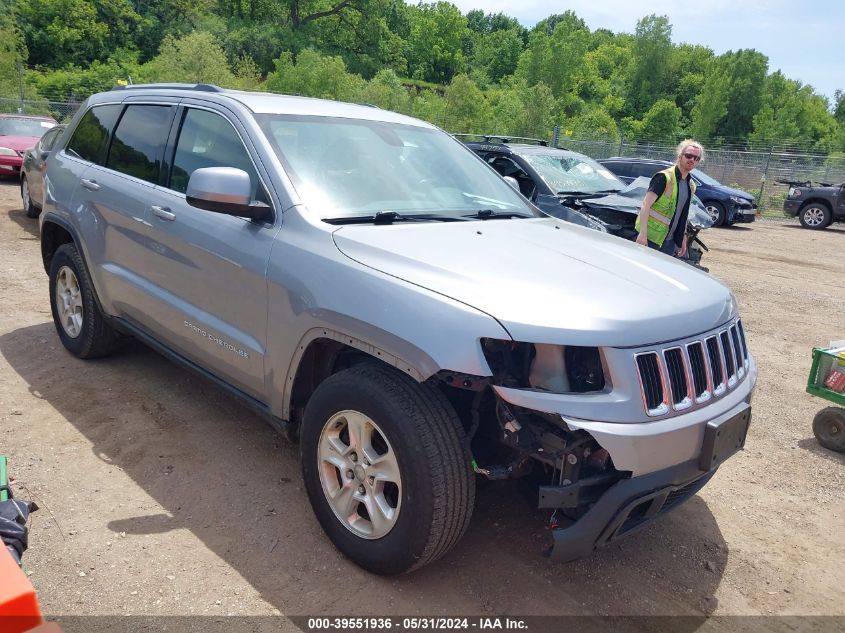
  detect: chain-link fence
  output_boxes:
[555,131,845,217]
[0,97,81,122]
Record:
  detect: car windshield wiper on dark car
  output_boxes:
[463,209,534,220]
[557,189,621,196]
[323,211,466,225]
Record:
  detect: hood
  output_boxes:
[583,177,713,229]
[0,135,40,152]
[723,186,754,202]
[332,217,735,347]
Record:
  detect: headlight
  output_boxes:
[481,338,605,393]
[788,187,801,197]
[729,195,747,205]
[0,147,18,157]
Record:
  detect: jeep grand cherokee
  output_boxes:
[40,84,756,574]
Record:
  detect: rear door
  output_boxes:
[67,101,178,319]
[137,104,278,400]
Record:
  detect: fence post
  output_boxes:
[758,145,773,213]
[15,62,25,113]
[618,134,624,157]
[552,125,560,148]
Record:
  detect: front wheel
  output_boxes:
[48,243,121,358]
[705,201,726,227]
[300,364,474,574]
[799,203,831,230]
[813,407,845,452]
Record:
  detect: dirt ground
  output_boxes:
[1,178,843,626]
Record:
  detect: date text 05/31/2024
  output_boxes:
[305,617,528,630]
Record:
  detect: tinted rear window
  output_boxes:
[106,105,173,183]
[66,105,121,166]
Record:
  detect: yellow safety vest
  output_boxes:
[635,167,697,247]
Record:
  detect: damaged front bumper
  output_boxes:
[492,361,755,561]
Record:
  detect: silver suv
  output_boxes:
[40,85,757,574]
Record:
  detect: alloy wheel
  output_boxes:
[802,207,825,227]
[55,266,83,338]
[317,409,402,539]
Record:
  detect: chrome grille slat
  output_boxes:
[636,319,750,416]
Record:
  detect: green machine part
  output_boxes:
[0,455,8,501]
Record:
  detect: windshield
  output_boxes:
[691,168,721,186]
[256,115,536,220]
[0,118,55,137]
[520,152,623,194]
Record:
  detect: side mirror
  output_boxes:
[186,167,271,222]
[39,150,51,161]
[502,176,520,192]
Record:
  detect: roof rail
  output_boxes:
[110,83,224,92]
[453,133,549,147]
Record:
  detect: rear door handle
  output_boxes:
[81,178,100,191]
[151,205,176,221]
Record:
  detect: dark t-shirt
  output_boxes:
[648,166,691,247]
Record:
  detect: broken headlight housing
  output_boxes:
[481,338,605,393]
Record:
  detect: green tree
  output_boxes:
[639,98,682,141]
[264,48,364,101]
[627,15,673,117]
[0,14,27,97]
[442,74,488,133]
[566,106,619,140]
[140,31,235,85]
[406,2,467,84]
[691,49,767,142]
[469,28,524,84]
[514,12,589,99]
[360,68,411,114]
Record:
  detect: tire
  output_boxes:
[300,363,474,574]
[813,407,845,453]
[705,201,726,227]
[21,176,39,218]
[798,203,831,230]
[48,243,121,359]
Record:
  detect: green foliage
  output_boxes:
[140,31,236,85]
[639,98,682,141]
[264,48,365,102]
[4,0,840,156]
[442,73,488,133]
[0,13,27,97]
[360,69,411,114]
[691,49,768,141]
[627,15,672,117]
[406,2,467,84]
[28,49,140,102]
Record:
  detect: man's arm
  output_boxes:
[636,191,659,246]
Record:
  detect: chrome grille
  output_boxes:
[635,320,750,416]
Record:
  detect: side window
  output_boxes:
[106,105,174,183]
[169,108,261,198]
[637,163,659,178]
[66,105,121,166]
[486,154,535,198]
[38,127,60,152]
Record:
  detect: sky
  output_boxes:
[444,0,843,104]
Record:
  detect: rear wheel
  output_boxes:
[49,243,121,358]
[300,363,474,574]
[705,201,726,227]
[798,203,831,230]
[813,407,845,453]
[21,176,39,218]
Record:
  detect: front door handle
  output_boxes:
[151,205,176,221]
[81,178,100,191]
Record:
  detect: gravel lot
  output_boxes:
[0,178,843,627]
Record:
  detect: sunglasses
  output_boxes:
[682,152,701,161]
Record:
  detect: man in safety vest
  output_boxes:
[635,140,703,257]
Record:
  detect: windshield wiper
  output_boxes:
[463,209,533,220]
[556,189,620,196]
[323,211,465,225]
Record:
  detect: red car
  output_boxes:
[0,114,58,178]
